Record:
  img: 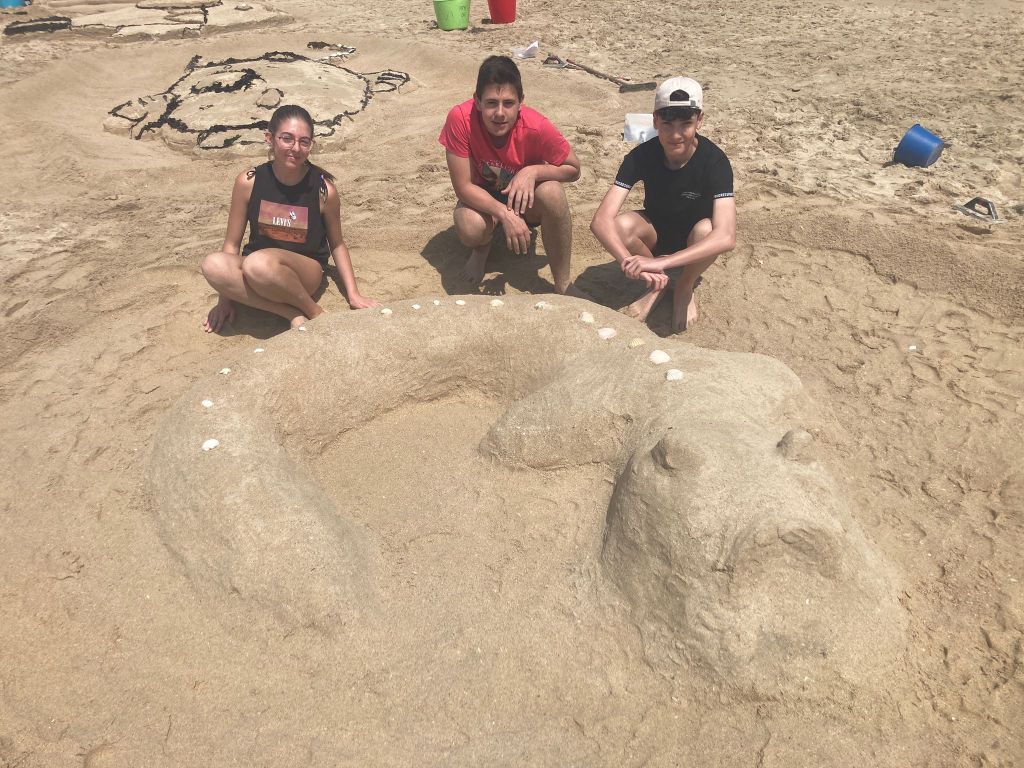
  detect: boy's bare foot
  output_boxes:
[463,245,490,285]
[671,287,698,333]
[622,287,665,323]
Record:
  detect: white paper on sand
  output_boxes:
[625,113,657,142]
[512,41,539,59]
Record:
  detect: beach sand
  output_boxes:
[0,0,1021,764]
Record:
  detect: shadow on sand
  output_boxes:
[420,226,556,297]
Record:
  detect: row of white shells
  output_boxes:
[200,299,683,451]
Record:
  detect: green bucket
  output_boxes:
[433,0,469,30]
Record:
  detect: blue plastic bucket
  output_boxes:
[0,0,28,8]
[893,124,944,167]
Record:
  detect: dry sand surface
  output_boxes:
[1,0,1022,765]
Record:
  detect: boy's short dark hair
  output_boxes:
[475,55,524,101]
[655,106,701,122]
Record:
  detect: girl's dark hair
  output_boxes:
[268,104,314,135]
[266,104,335,185]
[474,55,524,101]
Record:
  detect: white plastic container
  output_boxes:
[624,113,657,142]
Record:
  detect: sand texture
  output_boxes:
[1,0,1022,765]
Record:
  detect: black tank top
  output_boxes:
[242,162,330,265]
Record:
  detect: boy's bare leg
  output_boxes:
[454,203,496,285]
[614,212,663,321]
[527,181,579,295]
[671,219,715,333]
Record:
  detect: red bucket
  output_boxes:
[487,0,515,23]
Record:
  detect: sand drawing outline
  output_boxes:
[106,49,410,149]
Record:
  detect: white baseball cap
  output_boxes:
[654,77,703,111]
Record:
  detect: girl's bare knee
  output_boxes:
[202,251,236,284]
[241,252,274,283]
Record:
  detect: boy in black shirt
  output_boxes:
[590,77,736,332]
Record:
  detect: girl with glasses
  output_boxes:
[201,104,378,333]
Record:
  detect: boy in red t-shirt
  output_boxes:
[439,55,583,293]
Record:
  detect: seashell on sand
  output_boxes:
[628,337,645,348]
[297,325,307,331]
[665,369,684,381]
[578,311,595,324]
[534,300,553,310]
[490,299,504,307]
[649,350,671,365]
[218,368,231,375]
[433,299,441,305]
[597,327,617,340]
[455,299,466,306]
[201,399,213,408]
[411,304,421,310]
[253,348,265,353]
[201,438,220,451]
[380,308,393,315]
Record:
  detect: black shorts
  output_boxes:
[640,210,706,256]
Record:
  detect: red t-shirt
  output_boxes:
[438,99,571,193]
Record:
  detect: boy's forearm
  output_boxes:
[531,162,579,184]
[590,216,630,263]
[658,230,736,270]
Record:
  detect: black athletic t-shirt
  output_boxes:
[614,134,734,225]
[242,162,330,265]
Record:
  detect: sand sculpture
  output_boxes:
[3,0,284,38]
[148,295,906,698]
[105,48,409,150]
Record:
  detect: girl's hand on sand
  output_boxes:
[203,296,236,333]
[502,168,537,215]
[348,293,380,310]
[501,209,532,255]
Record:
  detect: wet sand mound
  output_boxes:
[148,295,906,697]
